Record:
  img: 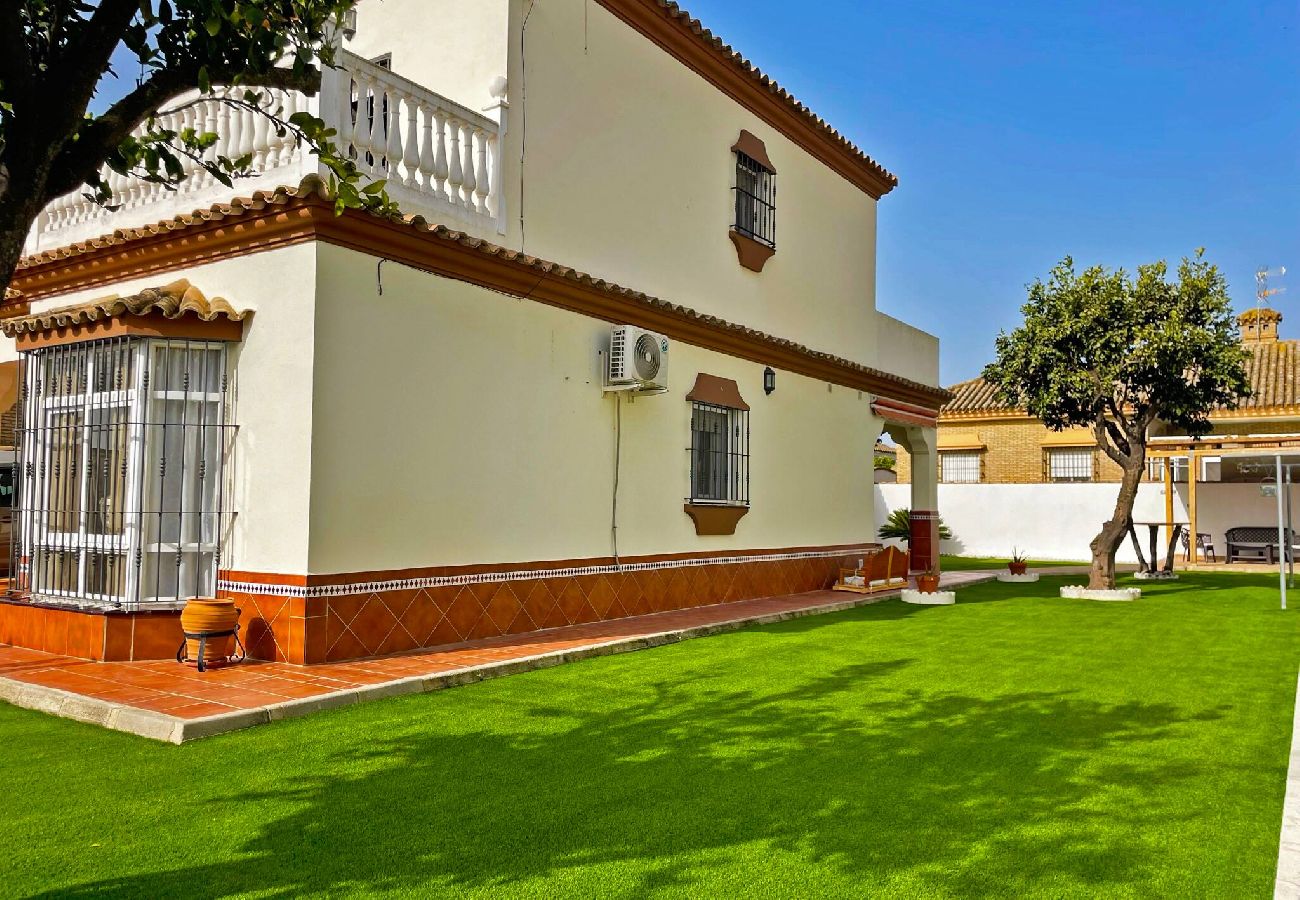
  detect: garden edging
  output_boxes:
[1275,665,1300,899]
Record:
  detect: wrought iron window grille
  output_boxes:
[1044,447,1096,483]
[10,337,236,609]
[733,151,776,250]
[688,401,751,506]
[939,450,981,484]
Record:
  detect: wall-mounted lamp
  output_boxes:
[340,8,358,39]
[763,367,776,396]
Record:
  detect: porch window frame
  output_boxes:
[14,337,234,609]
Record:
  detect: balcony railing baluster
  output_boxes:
[23,51,505,255]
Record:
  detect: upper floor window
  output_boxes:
[1046,447,1094,483]
[12,338,234,608]
[939,450,981,483]
[730,131,777,272]
[735,153,776,247]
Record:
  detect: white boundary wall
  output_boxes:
[876,482,1300,563]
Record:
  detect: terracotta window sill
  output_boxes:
[684,503,750,536]
[730,230,776,273]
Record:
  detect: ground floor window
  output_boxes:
[939,450,981,483]
[12,337,234,608]
[1046,447,1095,482]
[689,401,750,506]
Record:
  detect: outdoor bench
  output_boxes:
[1224,526,1294,564]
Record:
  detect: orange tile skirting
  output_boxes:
[0,598,181,662]
[216,544,879,665]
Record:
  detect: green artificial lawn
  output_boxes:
[941,554,1083,570]
[1,574,1297,898]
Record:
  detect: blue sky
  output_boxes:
[681,0,1300,384]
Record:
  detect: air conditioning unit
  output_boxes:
[606,325,669,393]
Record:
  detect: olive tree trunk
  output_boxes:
[1088,459,1145,590]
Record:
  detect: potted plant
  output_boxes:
[1008,549,1029,576]
[916,568,941,594]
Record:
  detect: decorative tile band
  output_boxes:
[218,546,881,599]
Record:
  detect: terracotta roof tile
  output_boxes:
[1239,340,1300,410]
[943,341,1300,417]
[942,377,1017,415]
[14,177,947,406]
[1,279,248,338]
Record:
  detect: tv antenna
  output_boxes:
[1246,265,1288,333]
[1257,265,1287,306]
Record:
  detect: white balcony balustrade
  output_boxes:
[24,51,506,255]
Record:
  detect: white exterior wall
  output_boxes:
[315,0,942,391]
[345,0,509,112]
[875,313,940,388]
[306,243,881,573]
[494,0,889,372]
[879,481,1300,564]
[0,247,318,575]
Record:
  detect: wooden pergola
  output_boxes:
[1147,435,1300,610]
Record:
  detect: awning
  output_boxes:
[937,430,985,451]
[1,279,250,348]
[872,397,938,429]
[1040,429,1096,447]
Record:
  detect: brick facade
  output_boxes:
[895,418,1124,485]
[902,316,1300,486]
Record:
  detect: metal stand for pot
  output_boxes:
[176,624,246,673]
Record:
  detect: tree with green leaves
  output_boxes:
[0,1,391,298]
[984,252,1251,590]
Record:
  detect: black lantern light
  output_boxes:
[763,366,776,395]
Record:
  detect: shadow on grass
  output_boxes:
[42,657,1224,897]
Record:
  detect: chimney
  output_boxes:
[1239,307,1282,344]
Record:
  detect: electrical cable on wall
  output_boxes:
[611,390,622,567]
[519,0,538,249]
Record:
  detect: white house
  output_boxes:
[0,0,945,664]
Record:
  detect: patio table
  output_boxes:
[1129,520,1188,575]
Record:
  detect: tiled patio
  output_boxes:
[0,572,997,741]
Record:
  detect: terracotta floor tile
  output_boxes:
[85,686,169,704]
[168,701,242,719]
[249,679,335,700]
[164,687,287,709]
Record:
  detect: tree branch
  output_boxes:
[0,3,33,97]
[40,0,142,146]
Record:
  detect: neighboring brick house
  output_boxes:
[897,307,1300,487]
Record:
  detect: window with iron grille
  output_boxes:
[1046,447,1094,482]
[689,402,750,505]
[11,337,235,608]
[940,450,981,483]
[734,151,776,249]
